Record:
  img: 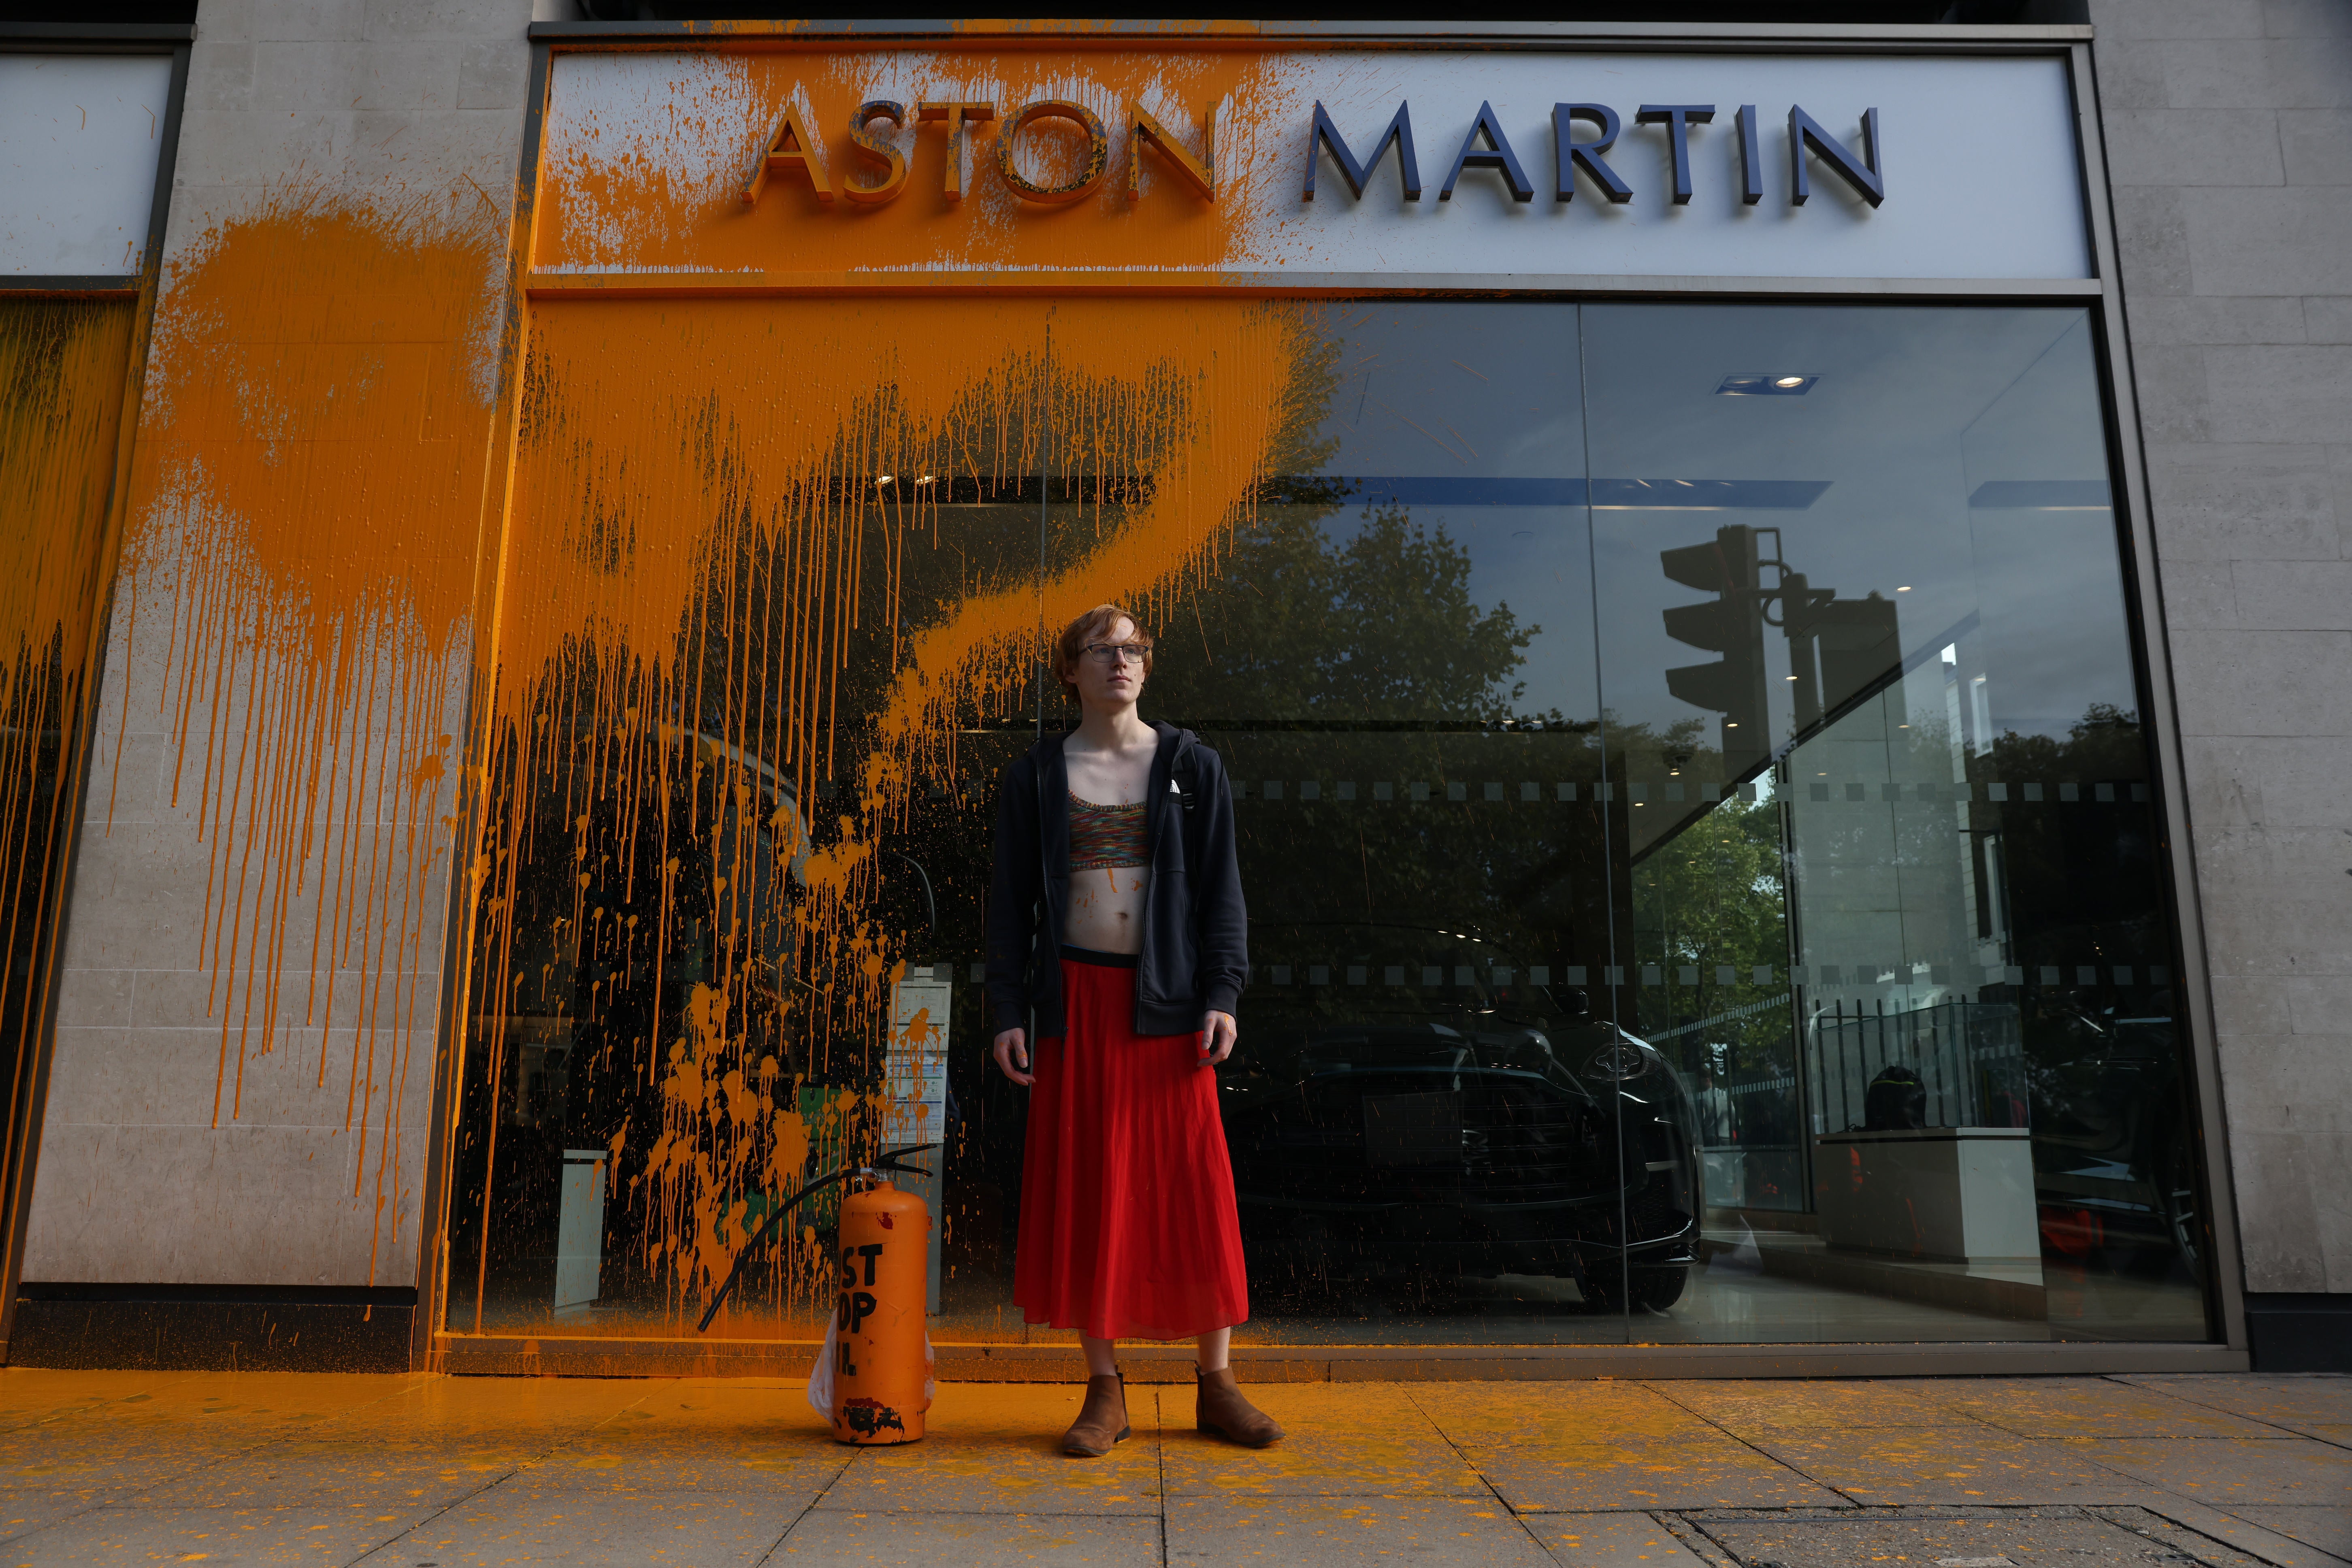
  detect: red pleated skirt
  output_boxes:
[1014,952,1251,1341]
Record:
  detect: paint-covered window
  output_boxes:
[0,297,139,1309]
[445,298,2211,1351]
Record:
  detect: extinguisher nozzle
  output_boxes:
[693,1144,940,1334]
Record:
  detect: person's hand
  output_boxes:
[1199,1010,1237,1067]
[992,1027,1033,1087]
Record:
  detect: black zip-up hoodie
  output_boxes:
[985,722,1247,1039]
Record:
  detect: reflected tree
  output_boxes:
[1146,502,1538,724]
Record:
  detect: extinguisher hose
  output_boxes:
[695,1143,937,1334]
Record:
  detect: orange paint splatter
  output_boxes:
[537,47,1293,279]
[0,296,139,1268]
[471,293,1310,1329]
[118,188,507,1282]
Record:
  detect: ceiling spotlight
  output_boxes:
[1786,675,1800,681]
[877,475,895,487]
[1897,585,1912,592]
[1774,375,1806,388]
[915,475,935,486]
[1717,373,1819,396]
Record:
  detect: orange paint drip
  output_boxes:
[474,294,1309,1328]
[119,189,506,1284]
[0,297,139,1268]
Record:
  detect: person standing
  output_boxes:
[986,604,1281,1457]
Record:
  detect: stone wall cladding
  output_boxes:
[21,0,533,1290]
[2093,0,2352,1295]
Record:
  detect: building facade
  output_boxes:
[0,0,2345,1377]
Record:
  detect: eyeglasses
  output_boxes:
[1083,642,1151,666]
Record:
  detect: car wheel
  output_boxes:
[1579,1263,1688,1314]
[1632,1264,1689,1313]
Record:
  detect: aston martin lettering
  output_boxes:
[1305,98,1885,209]
[743,98,1214,208]
[739,95,1883,213]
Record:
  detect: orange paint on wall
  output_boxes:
[537,47,1297,277]
[118,190,507,1282]
[62,126,1314,1327]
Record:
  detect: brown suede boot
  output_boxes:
[1062,1373,1130,1457]
[1195,1367,1284,1447]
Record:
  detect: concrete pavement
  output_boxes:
[0,1369,2339,1565]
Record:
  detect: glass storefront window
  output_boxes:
[1585,304,2205,1343]
[447,297,2212,1351]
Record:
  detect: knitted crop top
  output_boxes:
[1068,792,1147,870]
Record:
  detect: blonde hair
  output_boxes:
[1051,604,1154,698]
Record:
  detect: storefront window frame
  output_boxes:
[412,21,2248,1375]
[0,21,193,1361]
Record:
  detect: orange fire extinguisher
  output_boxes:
[695,1146,936,1446]
[829,1175,933,1445]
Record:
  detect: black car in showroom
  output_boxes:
[1220,922,1704,1313]
[2025,992,2205,1280]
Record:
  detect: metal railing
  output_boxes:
[1805,996,2026,1133]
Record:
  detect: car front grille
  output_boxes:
[1243,1076,1623,1205]
[1622,1179,1689,1242]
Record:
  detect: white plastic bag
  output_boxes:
[807,1319,936,1420]
[806,1317,838,1420]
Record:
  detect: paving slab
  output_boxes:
[60,1374,423,1429]
[337,1375,652,1441]
[815,1383,1163,1515]
[358,1484,808,1565]
[521,1385,848,1492]
[1467,1436,1846,1512]
[1416,1382,1723,1445]
[0,1423,259,1493]
[1524,1509,1717,1568]
[1653,1380,1988,1434]
[1932,1379,2289,1440]
[2119,1378,2352,1432]
[0,1372,211,1432]
[1159,1383,1481,1498]
[1691,1505,2220,1568]
[522,1432,848,1493]
[2211,1506,2352,1560]
[1745,1430,2161,1506]
[1165,1493,1554,1566]
[0,1378,381,1470]
[127,1446,511,1510]
[244,1379,656,1482]
[0,1487,117,1551]
[772,1509,1164,1564]
[2084,1437,2352,1507]
[2128,1497,2352,1568]
[5,1498,437,1567]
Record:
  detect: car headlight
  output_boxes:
[1585,1040,1651,1082]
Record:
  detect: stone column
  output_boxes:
[21,0,534,1352]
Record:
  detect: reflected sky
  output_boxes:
[1281,302,2138,744]
[1583,304,2137,746]
[1299,303,1597,722]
